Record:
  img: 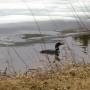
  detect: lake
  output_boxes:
[0,20,90,73]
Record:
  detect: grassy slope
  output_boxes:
[0,65,90,90]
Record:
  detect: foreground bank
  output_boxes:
[0,64,90,90]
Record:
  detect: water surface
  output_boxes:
[0,27,90,73]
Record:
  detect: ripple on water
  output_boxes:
[0,30,90,72]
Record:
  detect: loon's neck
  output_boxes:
[55,42,61,51]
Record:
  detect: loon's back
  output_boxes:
[40,49,60,55]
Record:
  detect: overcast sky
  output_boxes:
[0,0,89,24]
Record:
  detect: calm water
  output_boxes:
[0,23,90,72]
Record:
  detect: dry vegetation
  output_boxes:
[0,64,90,90]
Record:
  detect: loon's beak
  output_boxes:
[60,41,64,45]
[56,42,64,46]
[60,42,64,45]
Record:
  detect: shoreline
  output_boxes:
[0,64,90,90]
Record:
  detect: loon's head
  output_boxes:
[55,42,64,49]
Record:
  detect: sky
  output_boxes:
[0,0,90,24]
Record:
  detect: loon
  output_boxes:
[40,42,64,61]
[40,42,63,55]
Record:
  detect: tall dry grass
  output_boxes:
[0,64,90,90]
